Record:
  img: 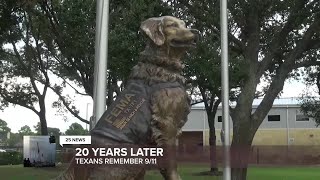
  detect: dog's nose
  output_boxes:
[190,29,200,35]
[190,29,201,42]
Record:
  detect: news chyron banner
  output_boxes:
[59,136,169,168]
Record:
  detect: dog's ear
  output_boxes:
[140,17,165,46]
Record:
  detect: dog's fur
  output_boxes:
[53,16,199,180]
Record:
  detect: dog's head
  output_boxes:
[140,16,200,49]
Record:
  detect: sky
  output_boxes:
[0,84,93,133]
[0,75,317,134]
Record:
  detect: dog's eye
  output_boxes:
[167,23,178,28]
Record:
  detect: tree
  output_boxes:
[37,0,174,114]
[0,1,89,131]
[168,2,246,175]
[184,33,246,175]
[0,119,11,145]
[48,127,61,137]
[18,125,34,136]
[0,119,10,134]
[1,0,174,133]
[171,0,320,179]
[34,122,61,136]
[6,125,35,147]
[6,133,21,147]
[184,34,225,175]
[300,96,320,126]
[34,122,61,148]
[0,1,53,135]
[65,123,88,135]
[0,0,20,47]
[300,67,320,126]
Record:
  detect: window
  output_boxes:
[217,116,222,122]
[268,115,280,122]
[296,114,309,121]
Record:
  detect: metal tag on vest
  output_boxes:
[103,93,146,130]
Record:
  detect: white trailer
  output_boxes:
[23,136,56,167]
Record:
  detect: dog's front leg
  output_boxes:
[150,127,180,180]
[151,88,189,180]
[158,138,181,180]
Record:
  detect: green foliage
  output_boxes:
[171,1,320,178]
[174,0,320,119]
[34,122,61,136]
[0,119,11,145]
[300,96,320,127]
[6,133,22,147]
[300,67,320,126]
[31,0,174,122]
[50,0,97,86]
[0,119,11,134]
[18,125,34,136]
[0,0,22,45]
[0,151,23,165]
[0,1,53,135]
[65,123,88,135]
[0,0,175,127]
[0,0,175,125]
[107,0,173,82]
[46,0,174,95]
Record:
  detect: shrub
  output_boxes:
[0,151,23,165]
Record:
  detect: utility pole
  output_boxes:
[92,0,110,129]
[220,0,231,179]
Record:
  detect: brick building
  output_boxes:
[179,97,320,147]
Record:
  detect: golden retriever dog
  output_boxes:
[53,16,199,180]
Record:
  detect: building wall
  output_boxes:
[201,129,320,146]
[203,130,233,146]
[289,129,320,145]
[184,106,320,146]
[183,109,206,131]
[252,129,288,145]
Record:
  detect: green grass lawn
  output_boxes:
[0,164,319,180]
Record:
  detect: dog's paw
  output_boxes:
[170,173,182,180]
[177,175,182,180]
[177,129,182,136]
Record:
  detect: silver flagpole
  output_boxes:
[220,0,231,179]
[92,0,110,129]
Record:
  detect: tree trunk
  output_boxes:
[231,117,256,180]
[209,130,218,172]
[208,114,218,172]
[39,98,48,135]
[231,168,248,180]
[39,111,48,135]
[231,136,254,180]
[106,75,113,106]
